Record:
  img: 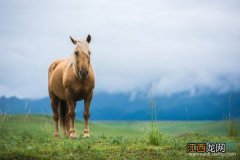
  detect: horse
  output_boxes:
[48,34,95,139]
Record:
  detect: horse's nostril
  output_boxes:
[80,69,88,77]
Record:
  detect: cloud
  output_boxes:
[0,0,240,98]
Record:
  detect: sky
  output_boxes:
[0,0,240,98]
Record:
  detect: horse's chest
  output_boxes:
[69,83,90,100]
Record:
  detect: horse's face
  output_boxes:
[70,35,91,79]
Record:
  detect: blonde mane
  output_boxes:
[68,54,78,76]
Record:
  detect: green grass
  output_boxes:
[0,115,239,159]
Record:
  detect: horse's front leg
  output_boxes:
[68,100,77,139]
[66,95,77,139]
[83,91,93,138]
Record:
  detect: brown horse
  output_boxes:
[48,35,95,139]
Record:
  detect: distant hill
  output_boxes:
[0,92,239,120]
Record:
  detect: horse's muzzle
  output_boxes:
[79,69,89,78]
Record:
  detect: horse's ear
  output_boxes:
[86,34,91,43]
[70,36,77,45]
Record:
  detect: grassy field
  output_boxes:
[0,115,239,160]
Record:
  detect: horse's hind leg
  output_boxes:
[50,94,60,137]
[60,100,70,137]
[65,110,70,136]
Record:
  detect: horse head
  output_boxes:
[70,34,91,79]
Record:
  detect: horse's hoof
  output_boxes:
[69,132,77,139]
[69,135,77,139]
[83,133,90,138]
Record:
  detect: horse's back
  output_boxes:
[48,59,66,77]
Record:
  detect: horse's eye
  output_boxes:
[75,51,79,55]
[88,51,91,55]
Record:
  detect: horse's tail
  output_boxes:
[59,100,68,130]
